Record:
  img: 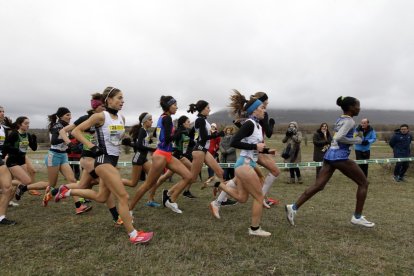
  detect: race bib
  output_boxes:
[19,140,29,153]
[109,125,125,146]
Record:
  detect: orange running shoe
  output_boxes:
[113,216,124,227]
[29,190,41,196]
[75,204,92,215]
[42,186,52,207]
[130,231,154,244]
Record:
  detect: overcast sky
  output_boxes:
[1,0,413,128]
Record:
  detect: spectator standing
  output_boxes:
[219,126,237,180]
[205,123,221,183]
[354,118,376,177]
[282,122,303,184]
[313,123,332,177]
[67,134,82,181]
[389,124,413,182]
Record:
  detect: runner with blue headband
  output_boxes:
[209,90,275,236]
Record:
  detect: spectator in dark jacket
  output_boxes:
[389,124,413,182]
[282,121,302,184]
[312,123,332,177]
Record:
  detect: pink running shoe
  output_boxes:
[130,231,154,244]
[54,185,69,202]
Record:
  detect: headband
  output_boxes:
[105,87,117,103]
[141,113,152,124]
[167,98,177,107]
[246,99,263,115]
[91,99,103,110]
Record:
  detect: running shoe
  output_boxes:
[209,201,221,219]
[54,185,69,202]
[145,201,161,207]
[130,231,154,244]
[113,216,124,227]
[266,197,280,206]
[8,201,19,207]
[285,204,296,226]
[0,218,17,226]
[42,186,52,207]
[248,227,271,237]
[351,215,375,228]
[15,184,26,201]
[183,190,196,199]
[75,204,92,215]
[28,190,41,196]
[165,200,182,214]
[220,199,237,207]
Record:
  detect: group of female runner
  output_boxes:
[0,89,375,243]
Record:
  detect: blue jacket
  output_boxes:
[389,129,413,158]
[354,126,376,152]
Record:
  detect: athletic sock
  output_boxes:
[129,229,138,238]
[65,190,71,197]
[21,185,28,192]
[51,187,58,196]
[292,203,298,211]
[216,179,235,204]
[75,201,81,208]
[262,173,277,195]
[0,215,5,221]
[109,207,119,221]
[354,213,361,219]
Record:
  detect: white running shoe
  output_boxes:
[248,227,271,237]
[209,201,221,219]
[351,215,375,228]
[165,200,183,214]
[285,204,296,226]
[8,201,19,207]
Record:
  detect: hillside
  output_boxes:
[208,108,413,128]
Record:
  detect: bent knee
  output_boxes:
[238,196,248,203]
[1,185,12,195]
[183,171,193,182]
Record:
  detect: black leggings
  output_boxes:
[289,167,301,179]
[394,161,409,179]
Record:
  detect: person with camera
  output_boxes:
[282,122,303,184]
[354,118,376,177]
[313,123,332,177]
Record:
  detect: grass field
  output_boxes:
[1,138,413,275]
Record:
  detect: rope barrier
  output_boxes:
[29,157,414,168]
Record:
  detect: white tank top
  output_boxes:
[0,125,5,155]
[96,111,125,156]
[239,119,263,162]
